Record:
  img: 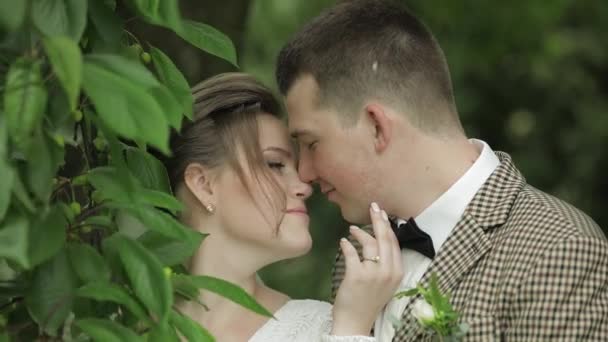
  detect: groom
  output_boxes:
[276,0,607,341]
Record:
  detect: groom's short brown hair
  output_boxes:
[276,0,462,134]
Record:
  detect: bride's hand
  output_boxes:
[331,202,404,336]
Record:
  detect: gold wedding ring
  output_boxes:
[362,255,380,263]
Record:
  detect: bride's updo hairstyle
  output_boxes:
[163,73,285,226]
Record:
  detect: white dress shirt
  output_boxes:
[374,139,500,341]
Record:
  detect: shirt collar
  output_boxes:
[397,139,499,255]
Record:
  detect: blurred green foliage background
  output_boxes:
[138,0,608,301]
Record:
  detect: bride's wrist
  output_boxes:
[331,315,373,336]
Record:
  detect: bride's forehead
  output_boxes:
[257,114,291,145]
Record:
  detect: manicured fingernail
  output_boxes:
[381,210,389,221]
[349,225,359,231]
[340,237,347,243]
[371,202,380,212]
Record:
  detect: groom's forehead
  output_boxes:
[286,75,322,107]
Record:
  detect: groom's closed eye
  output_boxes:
[306,141,318,151]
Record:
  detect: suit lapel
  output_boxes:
[394,213,492,340]
[393,152,525,341]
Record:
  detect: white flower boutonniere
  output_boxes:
[395,273,469,341]
[411,298,435,325]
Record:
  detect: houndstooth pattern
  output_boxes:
[331,152,608,341]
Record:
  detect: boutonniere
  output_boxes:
[395,273,469,341]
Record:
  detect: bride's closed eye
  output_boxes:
[267,161,286,172]
[262,146,294,174]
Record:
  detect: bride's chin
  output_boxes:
[282,235,313,259]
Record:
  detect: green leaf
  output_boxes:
[76,318,143,342]
[88,166,135,203]
[0,0,26,32]
[82,215,114,228]
[26,130,65,201]
[184,275,272,317]
[0,115,9,220]
[83,56,170,153]
[104,234,172,325]
[135,189,183,214]
[103,0,117,11]
[0,113,7,159]
[149,86,183,130]
[394,288,419,299]
[148,323,180,342]
[28,205,67,267]
[176,20,238,67]
[149,46,193,119]
[170,310,215,342]
[42,36,82,110]
[67,244,111,283]
[118,204,193,241]
[3,58,47,146]
[0,273,25,300]
[124,146,171,193]
[139,230,205,266]
[87,0,123,44]
[115,210,148,238]
[171,273,201,302]
[128,0,182,32]
[86,55,160,88]
[25,248,78,336]
[47,84,73,126]
[92,116,131,173]
[0,159,15,221]
[76,282,149,321]
[426,272,453,313]
[0,214,29,268]
[11,172,35,213]
[31,0,87,40]
[100,237,127,284]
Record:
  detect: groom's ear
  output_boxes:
[365,103,392,153]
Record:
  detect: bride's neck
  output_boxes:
[179,232,288,340]
[187,234,262,308]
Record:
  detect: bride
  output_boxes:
[163,73,403,341]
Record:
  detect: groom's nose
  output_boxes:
[297,153,317,185]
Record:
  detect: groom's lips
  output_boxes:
[322,187,336,197]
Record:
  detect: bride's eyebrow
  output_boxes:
[290,129,314,140]
[263,146,292,158]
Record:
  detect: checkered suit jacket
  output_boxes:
[331,152,608,341]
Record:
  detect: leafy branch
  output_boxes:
[0,0,249,341]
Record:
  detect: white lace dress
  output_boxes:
[248,299,375,342]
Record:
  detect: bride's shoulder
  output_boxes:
[249,299,333,341]
[279,299,332,317]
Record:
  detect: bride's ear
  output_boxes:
[183,162,217,210]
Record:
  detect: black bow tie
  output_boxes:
[389,217,436,259]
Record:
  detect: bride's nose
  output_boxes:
[292,178,313,200]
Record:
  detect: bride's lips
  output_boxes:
[285,207,308,216]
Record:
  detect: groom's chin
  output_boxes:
[338,205,370,226]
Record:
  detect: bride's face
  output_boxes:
[214,113,313,260]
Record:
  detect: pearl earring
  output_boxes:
[205,204,215,214]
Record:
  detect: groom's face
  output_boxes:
[285,75,378,224]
